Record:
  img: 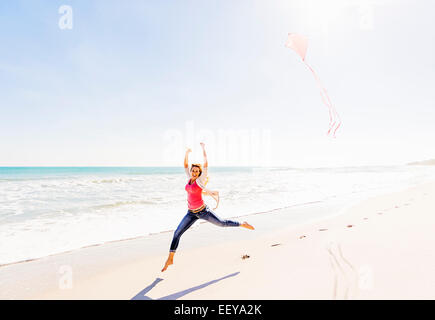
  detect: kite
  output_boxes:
[285,33,341,137]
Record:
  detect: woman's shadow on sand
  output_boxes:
[131,272,240,300]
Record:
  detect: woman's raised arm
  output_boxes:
[200,142,208,168]
[184,148,192,168]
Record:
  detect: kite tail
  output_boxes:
[304,62,341,138]
[201,176,219,209]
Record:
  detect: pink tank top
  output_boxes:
[185,179,204,210]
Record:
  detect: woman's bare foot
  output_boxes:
[161,252,175,272]
[240,221,254,230]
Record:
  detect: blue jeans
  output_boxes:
[169,205,240,252]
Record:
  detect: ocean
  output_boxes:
[1,165,435,266]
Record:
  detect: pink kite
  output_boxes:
[285,33,341,137]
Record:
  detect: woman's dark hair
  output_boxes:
[190,164,202,176]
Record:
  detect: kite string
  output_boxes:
[304,61,341,137]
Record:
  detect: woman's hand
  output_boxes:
[186,148,192,154]
[200,142,205,149]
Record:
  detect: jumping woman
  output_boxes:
[161,142,254,272]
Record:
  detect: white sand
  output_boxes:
[1,181,434,300]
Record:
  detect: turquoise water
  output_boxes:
[0,166,254,179]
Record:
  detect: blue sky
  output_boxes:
[1,0,434,167]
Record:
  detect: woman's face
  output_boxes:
[190,167,201,179]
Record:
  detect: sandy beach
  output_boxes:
[1,181,434,300]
